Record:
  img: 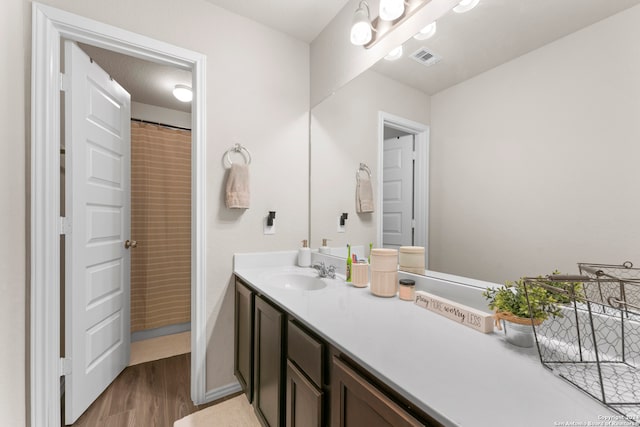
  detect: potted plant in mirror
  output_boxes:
[483,276,565,348]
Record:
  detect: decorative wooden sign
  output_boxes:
[414,291,494,333]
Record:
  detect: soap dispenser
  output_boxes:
[319,238,331,254]
[298,240,311,267]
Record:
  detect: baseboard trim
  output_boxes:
[203,381,242,404]
[132,322,191,342]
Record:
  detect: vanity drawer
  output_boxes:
[287,320,324,387]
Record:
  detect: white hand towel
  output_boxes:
[225,164,250,209]
[356,175,374,213]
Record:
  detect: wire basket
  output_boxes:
[522,270,640,423]
[578,262,640,316]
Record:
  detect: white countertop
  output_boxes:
[234,251,618,427]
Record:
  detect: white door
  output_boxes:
[383,135,414,249]
[64,41,132,424]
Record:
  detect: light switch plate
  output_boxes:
[264,218,275,235]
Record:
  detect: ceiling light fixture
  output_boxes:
[413,21,437,40]
[453,0,480,14]
[350,0,431,48]
[350,1,373,46]
[384,45,403,61]
[172,84,192,102]
[379,0,405,21]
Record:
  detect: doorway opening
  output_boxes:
[377,112,429,266]
[59,40,194,424]
[31,4,207,427]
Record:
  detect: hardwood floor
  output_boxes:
[70,353,214,427]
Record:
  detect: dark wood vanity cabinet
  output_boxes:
[254,294,286,427]
[234,275,437,427]
[331,357,423,427]
[286,320,325,427]
[234,279,254,401]
[286,360,323,427]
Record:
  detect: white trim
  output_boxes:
[203,381,243,403]
[31,4,207,426]
[377,112,429,268]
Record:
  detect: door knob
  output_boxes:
[124,239,138,249]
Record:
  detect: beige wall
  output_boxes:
[310,69,430,249]
[429,4,640,283]
[5,0,309,422]
[0,0,27,424]
[131,102,192,130]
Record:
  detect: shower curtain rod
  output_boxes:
[131,117,191,132]
[59,118,191,154]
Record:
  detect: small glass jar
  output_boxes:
[398,279,416,301]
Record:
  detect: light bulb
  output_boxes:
[453,0,479,13]
[379,0,404,21]
[350,3,372,45]
[413,21,437,41]
[384,45,403,61]
[173,84,192,102]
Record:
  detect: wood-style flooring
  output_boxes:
[70,353,215,427]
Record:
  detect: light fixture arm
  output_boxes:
[358,0,370,16]
[358,0,429,49]
[359,0,377,32]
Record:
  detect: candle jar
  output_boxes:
[398,279,416,301]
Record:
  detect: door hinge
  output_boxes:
[412,151,417,160]
[412,219,416,229]
[60,72,69,92]
[60,357,72,376]
[59,217,72,235]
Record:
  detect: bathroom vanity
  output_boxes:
[234,251,618,427]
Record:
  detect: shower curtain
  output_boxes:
[130,121,191,332]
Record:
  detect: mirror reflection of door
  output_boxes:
[382,131,414,250]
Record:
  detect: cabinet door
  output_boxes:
[234,279,254,401]
[286,360,323,427]
[331,357,424,427]
[254,295,285,427]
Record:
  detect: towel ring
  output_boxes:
[225,143,252,167]
[356,162,372,180]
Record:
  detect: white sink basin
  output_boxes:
[266,273,327,291]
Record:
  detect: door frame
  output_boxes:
[377,111,429,267]
[31,3,207,426]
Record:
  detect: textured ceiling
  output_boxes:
[79,44,192,114]
[371,0,640,95]
[202,0,350,43]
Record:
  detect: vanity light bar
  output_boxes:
[356,0,431,49]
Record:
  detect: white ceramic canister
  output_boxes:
[370,248,398,297]
[351,262,369,288]
[398,246,425,271]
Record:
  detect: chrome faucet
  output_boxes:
[313,262,336,279]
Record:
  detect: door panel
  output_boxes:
[286,360,323,427]
[331,357,423,427]
[64,40,132,425]
[254,295,285,427]
[383,135,414,249]
[235,279,254,401]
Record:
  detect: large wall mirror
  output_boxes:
[310,0,640,285]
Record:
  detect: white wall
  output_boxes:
[0,0,27,424]
[310,69,430,250]
[6,0,309,420]
[429,4,640,284]
[131,102,192,130]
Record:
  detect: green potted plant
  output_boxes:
[483,271,580,347]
